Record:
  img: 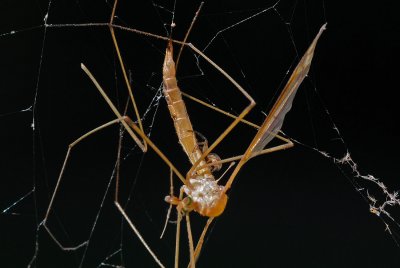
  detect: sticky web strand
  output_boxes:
[1,0,52,215]
[1,13,49,215]
[290,83,400,246]
[292,139,400,246]
[2,189,35,215]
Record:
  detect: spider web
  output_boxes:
[1,0,400,267]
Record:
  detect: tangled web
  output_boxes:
[1,0,399,267]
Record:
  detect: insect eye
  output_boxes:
[183,196,193,206]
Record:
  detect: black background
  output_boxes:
[1,0,400,267]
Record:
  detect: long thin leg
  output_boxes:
[108,0,147,151]
[82,63,199,267]
[181,91,289,144]
[160,168,174,238]
[175,212,182,268]
[182,86,295,175]
[182,91,259,129]
[195,140,294,173]
[42,85,164,259]
[87,3,298,265]
[114,97,130,203]
[185,214,195,268]
[115,100,166,267]
[81,63,186,184]
[114,202,165,267]
[99,6,258,182]
[179,92,296,184]
[43,118,127,250]
[187,217,214,268]
[223,24,326,193]
[53,1,257,184]
[186,43,255,179]
[175,188,185,268]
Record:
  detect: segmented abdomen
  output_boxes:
[162,42,210,176]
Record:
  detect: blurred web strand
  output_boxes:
[2,189,35,215]
[27,1,53,267]
[121,82,163,160]
[1,106,34,215]
[0,105,32,118]
[201,1,280,52]
[140,83,164,136]
[97,248,122,267]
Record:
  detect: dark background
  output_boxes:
[1,0,400,267]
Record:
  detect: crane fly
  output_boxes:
[40,0,326,267]
[161,22,327,267]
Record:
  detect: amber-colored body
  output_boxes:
[163,41,228,217]
[162,43,207,171]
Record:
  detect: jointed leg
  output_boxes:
[184,139,292,266]
[182,91,259,129]
[81,63,186,183]
[186,44,256,179]
[186,214,196,268]
[108,0,147,152]
[114,202,165,267]
[43,118,129,250]
[109,5,258,181]
[181,91,289,144]
[194,140,294,174]
[175,188,185,268]
[106,1,258,185]
[82,63,194,267]
[160,168,175,239]
[87,2,293,266]
[187,217,214,268]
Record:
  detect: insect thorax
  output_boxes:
[183,174,227,217]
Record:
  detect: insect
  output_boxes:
[41,0,326,267]
[159,24,326,267]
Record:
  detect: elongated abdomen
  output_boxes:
[162,42,206,170]
[162,42,227,217]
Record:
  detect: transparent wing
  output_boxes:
[249,24,326,156]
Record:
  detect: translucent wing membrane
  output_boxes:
[250,24,327,155]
